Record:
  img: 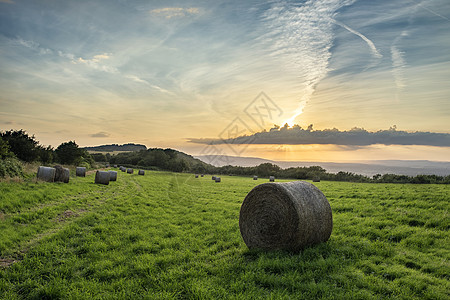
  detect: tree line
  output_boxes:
[1,129,449,184]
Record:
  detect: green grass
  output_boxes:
[0,172,449,299]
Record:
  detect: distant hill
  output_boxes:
[195,155,450,177]
[84,143,147,152]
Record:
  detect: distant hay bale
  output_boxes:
[239,181,332,252]
[195,174,199,178]
[312,177,321,182]
[253,176,258,180]
[76,167,86,177]
[37,166,56,182]
[120,167,126,172]
[212,176,216,180]
[109,170,118,181]
[95,170,110,185]
[269,176,275,182]
[127,168,133,174]
[53,165,70,183]
[113,165,118,168]
[201,174,204,177]
[105,163,110,167]
[138,170,145,175]
[215,177,221,183]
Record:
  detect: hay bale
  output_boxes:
[95,170,110,185]
[212,176,216,180]
[37,166,56,182]
[120,167,126,172]
[253,176,258,180]
[195,174,199,178]
[127,168,133,174]
[113,165,118,168]
[215,177,221,183]
[201,174,204,177]
[138,170,145,175]
[109,170,118,181]
[269,176,275,182]
[54,165,70,183]
[76,167,86,177]
[312,177,321,182]
[239,181,332,252]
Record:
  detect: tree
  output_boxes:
[0,137,14,159]
[55,141,84,165]
[37,145,54,164]
[0,129,40,162]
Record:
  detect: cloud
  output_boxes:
[150,7,200,19]
[0,0,14,4]
[333,20,382,60]
[188,125,450,147]
[90,131,110,138]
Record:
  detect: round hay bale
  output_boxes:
[53,165,70,183]
[201,174,204,177]
[95,170,110,185]
[127,168,133,174]
[239,181,332,252]
[195,174,199,178]
[269,176,275,182]
[113,164,118,168]
[138,170,145,175]
[76,167,86,177]
[212,176,216,180]
[109,170,118,181]
[37,166,56,182]
[253,176,258,180]
[312,177,321,182]
[215,177,221,183]
[120,167,126,172]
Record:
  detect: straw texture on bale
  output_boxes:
[37,166,56,182]
[212,176,216,180]
[54,165,70,183]
[269,176,275,182]
[127,168,133,174]
[76,167,86,177]
[215,177,221,183]
[138,170,145,175]
[239,181,332,252]
[95,171,110,185]
[253,176,258,180]
[109,171,118,181]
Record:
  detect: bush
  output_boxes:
[0,158,23,178]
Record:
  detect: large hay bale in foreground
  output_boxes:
[239,181,332,252]
[109,170,118,181]
[54,165,70,183]
[138,170,145,176]
[95,171,110,185]
[37,166,56,182]
[127,168,133,174]
[76,167,86,177]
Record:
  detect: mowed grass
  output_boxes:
[0,172,449,299]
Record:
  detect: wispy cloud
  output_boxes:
[150,7,200,19]
[90,131,110,138]
[333,20,383,60]
[0,0,14,4]
[261,0,356,124]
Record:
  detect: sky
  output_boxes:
[1,0,449,162]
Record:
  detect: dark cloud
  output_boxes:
[90,131,110,138]
[188,125,450,147]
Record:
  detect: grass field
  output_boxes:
[0,171,449,299]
